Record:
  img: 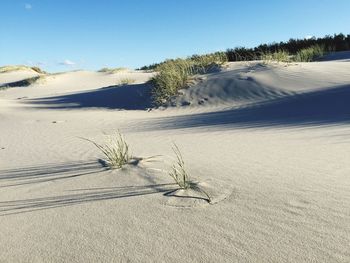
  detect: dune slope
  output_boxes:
[0,61,350,262]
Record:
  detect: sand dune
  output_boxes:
[1,60,350,262]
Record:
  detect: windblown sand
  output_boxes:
[0,60,350,262]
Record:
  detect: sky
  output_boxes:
[1,0,349,72]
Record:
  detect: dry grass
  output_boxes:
[119,78,136,85]
[0,65,46,74]
[261,50,291,64]
[98,67,129,74]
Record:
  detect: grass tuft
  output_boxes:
[261,50,291,63]
[119,78,135,85]
[169,144,211,203]
[151,52,227,106]
[169,144,191,189]
[294,44,326,62]
[83,131,131,169]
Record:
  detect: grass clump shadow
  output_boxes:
[168,143,212,203]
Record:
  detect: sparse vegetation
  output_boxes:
[169,144,191,189]
[83,131,131,169]
[0,76,43,89]
[98,67,128,74]
[0,65,46,74]
[151,52,227,105]
[294,44,326,62]
[169,144,211,203]
[261,50,291,63]
[119,78,135,85]
[143,34,350,105]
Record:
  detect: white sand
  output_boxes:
[0,60,350,262]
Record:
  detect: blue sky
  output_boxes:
[1,0,349,72]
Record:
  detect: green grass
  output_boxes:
[294,44,326,62]
[169,144,212,203]
[259,45,327,63]
[151,52,227,106]
[169,144,191,189]
[83,131,131,169]
[261,50,291,63]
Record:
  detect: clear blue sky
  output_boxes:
[1,0,349,72]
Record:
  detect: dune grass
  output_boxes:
[98,67,128,74]
[151,52,227,106]
[169,144,191,189]
[0,65,46,74]
[169,144,212,203]
[261,50,291,63]
[83,132,131,169]
[0,76,44,90]
[119,78,136,85]
[294,44,326,62]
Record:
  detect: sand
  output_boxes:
[0,58,350,262]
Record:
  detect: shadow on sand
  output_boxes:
[0,184,175,216]
[0,161,105,187]
[148,84,350,130]
[0,161,175,216]
[27,83,152,110]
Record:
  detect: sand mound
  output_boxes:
[172,70,293,107]
[163,180,233,208]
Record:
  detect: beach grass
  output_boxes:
[83,131,131,169]
[169,144,212,203]
[151,52,227,106]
